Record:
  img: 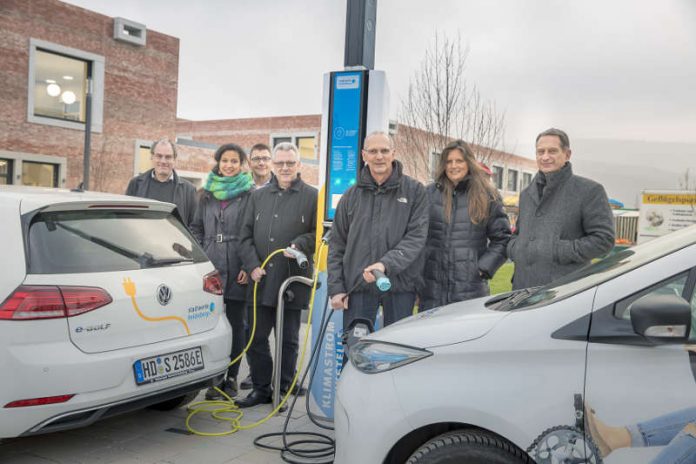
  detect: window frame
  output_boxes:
[270,132,319,164]
[521,171,534,190]
[506,168,519,192]
[27,38,105,133]
[0,150,67,187]
[491,164,504,190]
[0,158,14,185]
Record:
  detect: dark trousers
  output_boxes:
[343,291,416,333]
[247,304,301,396]
[224,298,246,380]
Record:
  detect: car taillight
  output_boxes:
[4,394,75,408]
[0,286,112,320]
[203,270,223,295]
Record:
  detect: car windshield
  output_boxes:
[489,225,696,311]
[26,209,207,274]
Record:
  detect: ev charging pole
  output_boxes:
[308,0,390,421]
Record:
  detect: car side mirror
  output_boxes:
[630,293,692,344]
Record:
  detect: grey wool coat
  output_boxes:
[420,179,511,310]
[507,162,615,290]
[190,189,251,302]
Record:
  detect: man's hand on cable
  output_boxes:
[330,293,349,310]
[250,267,266,282]
[363,262,386,284]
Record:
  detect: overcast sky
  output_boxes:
[62,0,695,206]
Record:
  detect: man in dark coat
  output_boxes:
[328,131,428,334]
[237,142,317,408]
[508,128,615,290]
[125,138,197,227]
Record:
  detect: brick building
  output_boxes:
[0,0,535,198]
[0,0,209,192]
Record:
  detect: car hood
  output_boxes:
[366,296,508,348]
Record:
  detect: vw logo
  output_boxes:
[156,284,172,306]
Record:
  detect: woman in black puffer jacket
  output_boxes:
[420,140,511,311]
[190,143,254,400]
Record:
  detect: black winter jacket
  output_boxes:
[328,161,428,297]
[239,175,317,310]
[420,179,511,310]
[125,169,198,227]
[190,189,251,302]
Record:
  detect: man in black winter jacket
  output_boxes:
[328,131,428,335]
[125,138,197,227]
[237,142,317,408]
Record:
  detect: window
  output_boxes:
[507,169,519,192]
[271,134,318,162]
[272,137,292,147]
[134,142,153,174]
[492,166,504,189]
[28,210,207,274]
[28,39,104,132]
[22,161,59,187]
[0,158,13,185]
[33,50,90,123]
[296,136,316,161]
[0,151,66,187]
[521,172,533,190]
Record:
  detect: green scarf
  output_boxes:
[203,171,253,200]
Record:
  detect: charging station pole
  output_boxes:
[308,0,390,421]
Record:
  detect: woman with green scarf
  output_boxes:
[191,143,254,400]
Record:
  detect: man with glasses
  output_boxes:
[237,142,317,408]
[328,131,428,336]
[125,138,197,226]
[248,143,273,188]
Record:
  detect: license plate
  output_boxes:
[133,347,204,386]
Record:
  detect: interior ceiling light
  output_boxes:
[60,91,76,105]
[62,75,74,80]
[45,79,56,84]
[46,83,61,97]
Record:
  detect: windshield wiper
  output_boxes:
[487,287,540,311]
[140,254,194,267]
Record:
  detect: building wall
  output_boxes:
[0,0,180,192]
[177,115,322,186]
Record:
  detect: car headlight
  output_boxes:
[349,341,432,374]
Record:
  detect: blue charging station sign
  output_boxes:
[325,71,367,221]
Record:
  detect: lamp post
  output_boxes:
[82,77,92,190]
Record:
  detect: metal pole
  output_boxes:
[273,275,314,409]
[82,77,93,190]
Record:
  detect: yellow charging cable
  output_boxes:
[185,243,327,436]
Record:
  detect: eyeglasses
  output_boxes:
[273,160,297,168]
[250,156,271,163]
[152,154,174,162]
[364,148,392,156]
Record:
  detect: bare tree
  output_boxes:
[678,168,696,191]
[397,34,507,181]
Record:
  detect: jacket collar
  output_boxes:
[146,168,181,185]
[529,162,573,205]
[358,160,403,191]
[269,173,303,192]
[436,175,471,194]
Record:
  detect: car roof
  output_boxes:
[0,186,174,213]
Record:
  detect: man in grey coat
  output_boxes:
[125,138,197,227]
[508,128,615,290]
[328,131,428,332]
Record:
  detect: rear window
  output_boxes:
[26,210,208,274]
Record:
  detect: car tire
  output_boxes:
[406,430,532,464]
[148,390,200,411]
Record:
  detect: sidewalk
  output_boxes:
[0,325,335,464]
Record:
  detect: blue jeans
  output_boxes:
[627,407,696,464]
[343,291,416,332]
